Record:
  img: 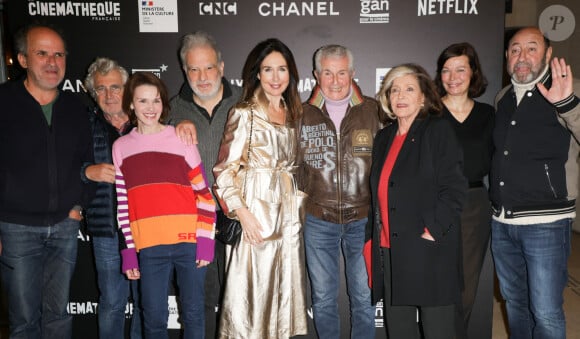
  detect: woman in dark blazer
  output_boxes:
[366,63,467,339]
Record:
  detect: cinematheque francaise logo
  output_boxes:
[28,1,121,21]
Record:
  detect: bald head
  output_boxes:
[16,26,67,92]
[506,27,552,84]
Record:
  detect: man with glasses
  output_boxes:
[0,24,93,338]
[82,57,142,339]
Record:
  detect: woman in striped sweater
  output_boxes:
[112,71,216,339]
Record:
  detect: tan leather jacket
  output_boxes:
[297,83,388,224]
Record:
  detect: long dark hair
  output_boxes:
[240,38,302,121]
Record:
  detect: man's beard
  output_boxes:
[192,80,221,100]
[510,58,547,84]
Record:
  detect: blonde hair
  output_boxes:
[377,63,442,120]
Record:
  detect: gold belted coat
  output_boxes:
[213,99,308,339]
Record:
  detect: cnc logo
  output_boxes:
[131,64,169,79]
[360,0,389,24]
[28,1,121,21]
[198,1,238,15]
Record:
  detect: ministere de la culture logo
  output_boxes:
[258,1,339,17]
[418,0,478,16]
[28,1,121,21]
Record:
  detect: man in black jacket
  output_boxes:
[83,57,142,339]
[491,26,580,339]
[168,31,241,338]
[0,24,93,338]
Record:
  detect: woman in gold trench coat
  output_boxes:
[213,38,308,339]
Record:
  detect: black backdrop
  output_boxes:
[2,1,504,338]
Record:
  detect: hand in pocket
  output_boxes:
[421,227,435,241]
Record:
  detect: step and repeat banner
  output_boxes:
[3,1,504,338]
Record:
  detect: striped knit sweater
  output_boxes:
[112,126,215,272]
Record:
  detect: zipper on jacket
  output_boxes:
[544,163,558,198]
[337,132,343,224]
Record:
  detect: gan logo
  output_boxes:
[417,0,478,16]
[360,0,389,24]
[131,64,169,78]
[28,1,121,21]
[198,1,238,15]
[258,1,339,17]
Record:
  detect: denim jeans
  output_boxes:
[491,218,571,339]
[0,218,79,339]
[92,233,142,339]
[304,214,375,339]
[139,243,206,339]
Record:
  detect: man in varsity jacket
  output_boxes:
[490,26,580,339]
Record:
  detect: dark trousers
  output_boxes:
[204,211,226,339]
[381,247,456,339]
[455,187,491,338]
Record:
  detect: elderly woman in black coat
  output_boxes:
[365,63,467,339]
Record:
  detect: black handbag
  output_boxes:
[215,211,243,245]
[215,108,254,245]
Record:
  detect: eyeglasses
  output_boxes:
[94,85,123,96]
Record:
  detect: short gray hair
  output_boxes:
[84,57,129,99]
[314,44,354,74]
[179,31,222,70]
